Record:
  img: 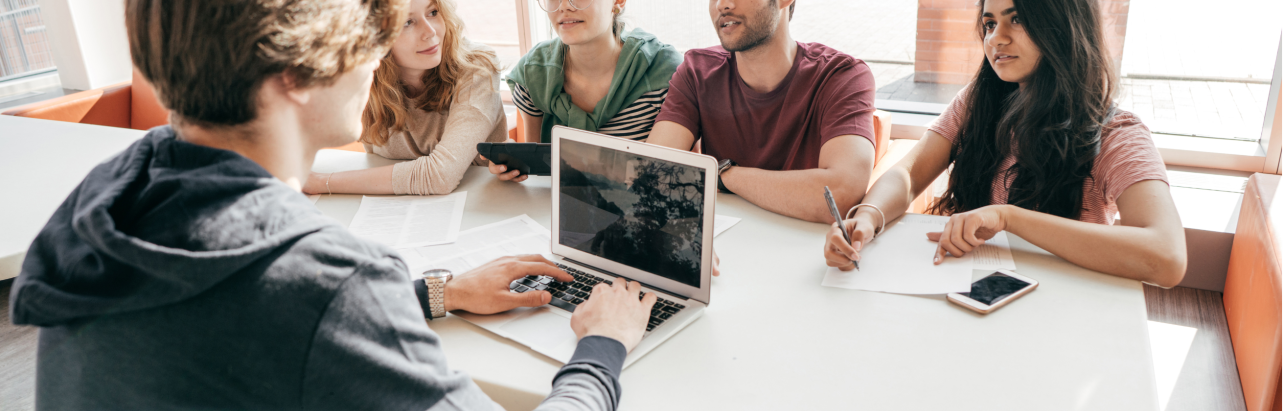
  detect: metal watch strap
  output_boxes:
[424,277,447,319]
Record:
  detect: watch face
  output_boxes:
[421,269,452,280]
[718,159,733,173]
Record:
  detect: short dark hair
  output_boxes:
[126,0,407,128]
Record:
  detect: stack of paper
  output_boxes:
[347,192,468,249]
[397,215,552,275]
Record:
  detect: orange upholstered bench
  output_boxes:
[2,71,168,131]
[1225,173,1283,411]
[1,71,519,155]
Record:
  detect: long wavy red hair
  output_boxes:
[361,0,498,146]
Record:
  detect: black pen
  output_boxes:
[824,186,857,270]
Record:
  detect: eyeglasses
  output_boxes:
[537,0,595,12]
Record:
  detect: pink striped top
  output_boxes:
[927,87,1169,225]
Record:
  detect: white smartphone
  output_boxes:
[947,270,1038,314]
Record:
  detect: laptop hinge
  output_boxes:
[562,257,691,301]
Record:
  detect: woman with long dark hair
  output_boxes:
[823,0,1187,286]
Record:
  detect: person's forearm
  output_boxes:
[854,165,918,226]
[644,121,696,152]
[534,336,625,411]
[523,113,543,143]
[1000,205,1186,287]
[399,104,503,195]
[321,166,395,195]
[721,166,867,223]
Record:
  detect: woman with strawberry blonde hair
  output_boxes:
[304,0,505,195]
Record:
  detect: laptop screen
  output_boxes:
[558,138,706,288]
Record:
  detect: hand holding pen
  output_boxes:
[826,187,877,271]
[823,187,880,272]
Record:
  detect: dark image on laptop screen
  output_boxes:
[558,138,705,288]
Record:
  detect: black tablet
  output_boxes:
[477,142,553,176]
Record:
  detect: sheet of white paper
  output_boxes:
[399,215,552,275]
[306,195,320,204]
[972,231,1017,271]
[713,215,740,237]
[821,214,973,294]
[347,192,467,249]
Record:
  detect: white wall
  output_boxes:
[39,0,131,91]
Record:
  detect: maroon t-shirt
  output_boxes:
[655,42,876,171]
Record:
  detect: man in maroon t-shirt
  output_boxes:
[648,0,876,223]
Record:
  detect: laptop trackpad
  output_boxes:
[499,308,577,351]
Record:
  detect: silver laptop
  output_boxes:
[455,126,717,369]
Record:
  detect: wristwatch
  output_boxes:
[421,269,453,319]
[716,158,736,193]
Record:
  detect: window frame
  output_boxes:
[513,0,551,55]
[1260,36,1283,174]
[1151,37,1281,174]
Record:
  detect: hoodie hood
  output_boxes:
[10,126,335,326]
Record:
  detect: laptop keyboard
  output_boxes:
[509,263,686,333]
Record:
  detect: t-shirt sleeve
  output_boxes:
[1093,113,1170,204]
[654,55,702,137]
[598,88,667,141]
[816,58,876,147]
[927,86,973,144]
[512,83,544,118]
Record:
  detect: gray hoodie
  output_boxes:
[9,126,625,410]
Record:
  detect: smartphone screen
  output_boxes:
[959,272,1032,306]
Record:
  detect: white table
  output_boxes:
[0,116,147,280]
[0,121,1161,408]
[312,150,1161,411]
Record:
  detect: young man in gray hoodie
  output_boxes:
[7,0,657,409]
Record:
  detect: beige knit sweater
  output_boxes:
[365,46,507,195]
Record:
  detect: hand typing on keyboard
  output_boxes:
[511,264,689,337]
[443,255,574,315]
[569,276,657,352]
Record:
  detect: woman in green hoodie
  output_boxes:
[491,0,682,183]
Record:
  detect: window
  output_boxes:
[454,0,525,68]
[1119,0,1280,144]
[0,0,52,82]
[622,3,717,53]
[624,1,926,106]
[0,0,57,107]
